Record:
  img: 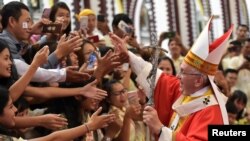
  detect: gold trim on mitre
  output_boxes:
[184,51,218,75]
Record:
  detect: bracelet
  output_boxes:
[103,136,112,141]
[85,124,90,132]
[158,125,165,138]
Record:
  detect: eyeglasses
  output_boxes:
[111,88,128,96]
[178,71,202,77]
[84,50,100,56]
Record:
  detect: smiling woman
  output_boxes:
[0,41,12,78]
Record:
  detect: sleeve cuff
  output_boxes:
[159,127,173,141]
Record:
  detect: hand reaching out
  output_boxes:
[28,18,51,34]
[109,33,130,63]
[109,33,129,54]
[65,66,91,83]
[80,79,108,100]
[55,34,83,59]
[87,107,116,131]
[40,114,68,131]
[31,46,50,68]
[94,50,121,79]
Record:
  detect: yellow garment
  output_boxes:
[16,137,27,141]
[235,118,250,125]
[134,121,146,141]
[76,9,95,21]
[108,106,135,141]
[169,88,213,131]
[115,0,124,13]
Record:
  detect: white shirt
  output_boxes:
[14,59,66,82]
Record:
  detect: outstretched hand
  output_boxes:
[65,66,91,83]
[40,114,68,131]
[94,50,121,80]
[80,79,107,100]
[55,34,83,59]
[31,46,50,68]
[109,33,129,63]
[87,107,115,131]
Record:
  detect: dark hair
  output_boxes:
[75,39,97,67]
[103,79,121,95]
[224,68,238,76]
[226,101,238,114]
[237,24,249,31]
[49,2,71,35]
[228,90,247,105]
[97,14,106,22]
[0,38,9,53]
[1,1,29,29]
[158,32,176,46]
[14,97,29,113]
[228,90,248,120]
[158,56,177,75]
[0,86,10,115]
[98,46,114,57]
[112,13,133,28]
[0,39,17,88]
[230,40,242,47]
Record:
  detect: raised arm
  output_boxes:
[9,46,49,102]
[109,33,163,98]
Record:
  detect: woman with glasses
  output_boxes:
[102,80,141,141]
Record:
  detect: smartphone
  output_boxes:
[42,8,51,19]
[80,16,88,29]
[87,52,97,69]
[87,35,99,43]
[42,23,62,33]
[118,20,133,35]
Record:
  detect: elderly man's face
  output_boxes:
[177,62,203,95]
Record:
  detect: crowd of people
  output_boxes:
[0,1,249,141]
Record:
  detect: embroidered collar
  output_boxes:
[189,86,210,97]
[172,87,218,117]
